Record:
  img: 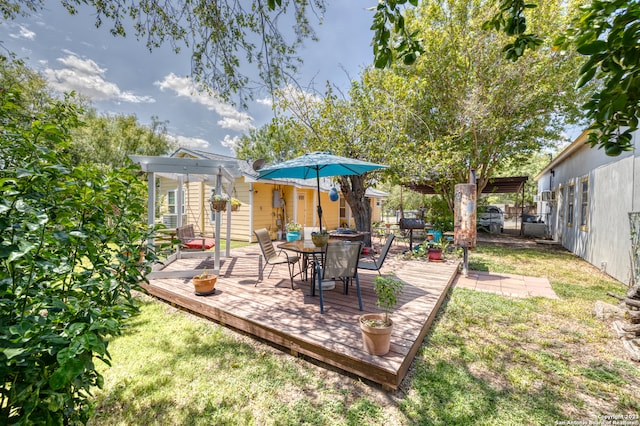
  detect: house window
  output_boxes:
[580,177,589,230]
[567,182,574,227]
[167,189,185,214]
[557,185,564,222]
[339,198,348,227]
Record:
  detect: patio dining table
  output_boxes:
[278,239,338,296]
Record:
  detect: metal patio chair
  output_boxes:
[358,234,395,275]
[254,228,299,289]
[316,241,363,314]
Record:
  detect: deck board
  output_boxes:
[141,244,459,389]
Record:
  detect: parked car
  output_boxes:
[521,213,543,223]
[477,205,504,233]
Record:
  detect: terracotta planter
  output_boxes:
[193,274,217,295]
[359,313,393,355]
[428,248,443,261]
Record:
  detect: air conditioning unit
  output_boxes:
[540,190,555,202]
[162,214,187,228]
[534,195,541,202]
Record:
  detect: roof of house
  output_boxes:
[171,148,389,198]
[534,130,591,182]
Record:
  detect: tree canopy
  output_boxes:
[3,0,634,156]
[70,110,175,169]
[369,0,588,211]
[377,0,640,156]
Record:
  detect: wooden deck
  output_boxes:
[141,244,460,390]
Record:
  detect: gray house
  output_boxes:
[535,129,640,285]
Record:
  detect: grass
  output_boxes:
[89,242,640,425]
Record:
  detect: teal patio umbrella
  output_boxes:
[256,152,387,233]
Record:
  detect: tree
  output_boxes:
[0,55,155,424]
[237,83,398,243]
[69,109,175,169]
[375,0,640,156]
[375,0,589,212]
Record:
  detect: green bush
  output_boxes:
[0,76,155,424]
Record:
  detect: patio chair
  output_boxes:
[254,228,300,289]
[175,224,215,251]
[316,241,363,314]
[303,226,319,241]
[357,234,395,275]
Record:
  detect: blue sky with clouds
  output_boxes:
[0,2,375,156]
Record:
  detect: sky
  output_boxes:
[0,2,376,156]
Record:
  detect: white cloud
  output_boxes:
[277,84,322,106]
[43,53,155,103]
[256,97,273,107]
[155,73,255,133]
[167,134,210,150]
[220,135,241,152]
[10,25,36,41]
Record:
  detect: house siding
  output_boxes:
[537,131,638,284]
[156,149,387,244]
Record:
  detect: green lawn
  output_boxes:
[89,243,640,425]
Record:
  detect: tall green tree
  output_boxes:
[238,83,399,240]
[377,0,589,212]
[70,110,175,169]
[375,0,640,155]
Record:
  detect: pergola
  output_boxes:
[408,176,530,233]
[129,155,242,276]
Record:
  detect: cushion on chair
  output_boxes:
[183,238,215,250]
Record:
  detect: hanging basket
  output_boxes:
[231,204,240,212]
[210,200,227,212]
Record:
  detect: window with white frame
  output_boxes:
[167,189,185,214]
[579,177,589,230]
[567,182,575,227]
[557,184,564,223]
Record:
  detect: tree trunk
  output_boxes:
[338,175,372,247]
[625,298,640,309]
[627,284,640,299]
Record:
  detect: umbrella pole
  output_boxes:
[316,172,323,233]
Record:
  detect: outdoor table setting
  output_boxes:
[277,239,338,296]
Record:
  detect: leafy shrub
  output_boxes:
[0,70,155,424]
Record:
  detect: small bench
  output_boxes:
[176,224,215,251]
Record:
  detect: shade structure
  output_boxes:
[257,152,387,232]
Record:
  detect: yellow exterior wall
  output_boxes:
[157,172,353,242]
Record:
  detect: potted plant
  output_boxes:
[230,197,241,212]
[311,229,330,247]
[359,275,404,355]
[428,237,450,261]
[192,269,217,295]
[285,221,302,241]
[210,194,229,212]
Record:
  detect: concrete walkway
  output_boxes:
[453,270,559,299]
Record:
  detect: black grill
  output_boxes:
[399,218,425,230]
[399,218,425,249]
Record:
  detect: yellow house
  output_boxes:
[157,148,387,242]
